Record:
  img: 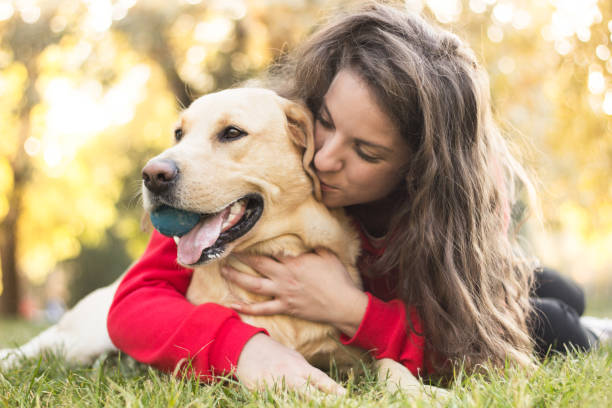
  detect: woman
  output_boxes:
[107,2,597,394]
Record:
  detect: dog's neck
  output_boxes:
[233,194,357,261]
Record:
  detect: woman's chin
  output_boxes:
[321,192,351,209]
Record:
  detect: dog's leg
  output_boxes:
[376,358,449,400]
[0,279,120,370]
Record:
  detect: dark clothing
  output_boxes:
[529,267,597,358]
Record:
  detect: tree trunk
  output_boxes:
[0,66,36,317]
[0,194,20,316]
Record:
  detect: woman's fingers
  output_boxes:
[307,369,347,395]
[254,371,346,396]
[261,365,346,396]
[222,267,276,296]
[232,299,285,316]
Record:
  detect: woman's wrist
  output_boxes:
[333,289,369,338]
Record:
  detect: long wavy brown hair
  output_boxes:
[265,2,537,375]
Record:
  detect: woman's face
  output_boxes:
[313,69,411,208]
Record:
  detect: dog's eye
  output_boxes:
[219,126,247,142]
[174,128,184,142]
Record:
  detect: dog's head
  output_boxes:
[142,88,319,266]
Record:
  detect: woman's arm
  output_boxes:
[339,293,424,375]
[107,231,344,393]
[107,230,266,380]
[223,250,425,376]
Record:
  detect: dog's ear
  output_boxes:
[277,96,322,201]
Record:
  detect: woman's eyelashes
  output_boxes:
[355,144,381,163]
[315,111,334,129]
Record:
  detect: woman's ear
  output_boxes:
[276,96,322,201]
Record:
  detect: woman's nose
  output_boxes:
[313,133,344,173]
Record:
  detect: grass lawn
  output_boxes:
[0,319,611,407]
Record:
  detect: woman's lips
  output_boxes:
[320,181,338,191]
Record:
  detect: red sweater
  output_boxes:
[107,229,425,379]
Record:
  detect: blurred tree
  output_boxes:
[0,8,57,315]
[0,0,322,315]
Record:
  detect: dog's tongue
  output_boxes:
[177,207,230,265]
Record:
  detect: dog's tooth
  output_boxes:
[173,236,179,244]
[230,200,242,216]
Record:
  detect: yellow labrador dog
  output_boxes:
[0,88,444,397]
[143,88,362,368]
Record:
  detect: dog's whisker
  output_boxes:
[125,179,144,210]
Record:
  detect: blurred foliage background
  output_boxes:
[0,0,610,318]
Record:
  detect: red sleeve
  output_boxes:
[107,230,267,380]
[339,292,425,376]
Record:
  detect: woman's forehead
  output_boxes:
[324,69,405,149]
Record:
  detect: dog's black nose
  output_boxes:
[142,159,178,194]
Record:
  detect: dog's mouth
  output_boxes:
[152,194,263,266]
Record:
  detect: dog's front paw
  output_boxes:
[0,348,21,371]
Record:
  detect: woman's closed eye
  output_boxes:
[315,111,334,129]
[355,144,382,163]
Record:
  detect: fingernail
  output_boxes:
[230,303,242,310]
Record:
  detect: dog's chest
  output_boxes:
[184,234,360,360]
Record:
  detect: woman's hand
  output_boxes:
[235,333,346,395]
[221,248,368,337]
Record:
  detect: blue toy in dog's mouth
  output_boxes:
[150,205,201,237]
[149,194,265,266]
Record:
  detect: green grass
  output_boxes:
[0,319,50,348]
[1,320,611,407]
